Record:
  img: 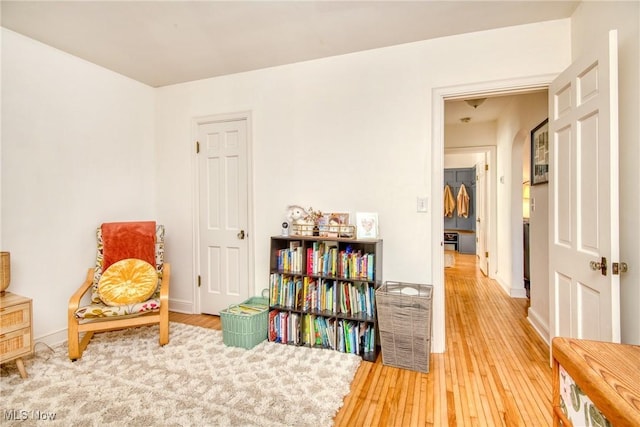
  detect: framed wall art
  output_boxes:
[356,212,378,239]
[531,118,549,185]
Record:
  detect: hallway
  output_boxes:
[333,251,552,426]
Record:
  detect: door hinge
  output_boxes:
[196,141,200,154]
[612,262,628,275]
[485,164,489,171]
[485,251,489,258]
[197,275,201,287]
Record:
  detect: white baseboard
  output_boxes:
[35,329,67,349]
[494,275,528,298]
[510,287,528,298]
[527,307,550,345]
[494,275,511,295]
[169,298,193,314]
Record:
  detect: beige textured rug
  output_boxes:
[0,322,361,426]
[445,251,455,268]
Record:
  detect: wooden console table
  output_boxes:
[0,292,33,378]
[552,337,640,426]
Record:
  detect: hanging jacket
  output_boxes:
[444,184,456,217]
[457,184,470,218]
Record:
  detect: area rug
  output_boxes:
[445,251,455,268]
[0,322,361,426]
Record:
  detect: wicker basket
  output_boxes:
[220,291,269,350]
[0,252,10,293]
[375,281,433,373]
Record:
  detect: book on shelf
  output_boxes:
[333,320,376,355]
[271,274,376,318]
[303,313,317,346]
[269,310,278,342]
[327,318,336,350]
[290,313,301,345]
[278,243,375,281]
[276,242,304,273]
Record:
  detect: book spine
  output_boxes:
[306,248,313,275]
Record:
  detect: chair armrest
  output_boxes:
[68,268,95,314]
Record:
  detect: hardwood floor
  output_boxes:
[170,252,552,426]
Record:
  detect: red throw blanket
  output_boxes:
[102,221,156,271]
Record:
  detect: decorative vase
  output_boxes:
[0,252,10,293]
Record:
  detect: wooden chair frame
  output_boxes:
[67,263,170,360]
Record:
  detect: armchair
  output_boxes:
[68,221,170,360]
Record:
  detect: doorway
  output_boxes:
[194,112,254,315]
[431,76,555,353]
[443,147,494,277]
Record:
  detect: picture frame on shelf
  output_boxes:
[356,212,379,239]
[531,118,549,185]
[318,212,351,238]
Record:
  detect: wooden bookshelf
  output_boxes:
[268,235,382,361]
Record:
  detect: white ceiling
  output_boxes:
[2,0,579,89]
[444,93,545,125]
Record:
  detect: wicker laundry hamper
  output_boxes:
[375,282,433,373]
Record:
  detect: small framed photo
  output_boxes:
[531,118,549,185]
[318,212,350,237]
[356,212,378,239]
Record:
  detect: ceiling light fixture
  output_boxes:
[464,98,487,109]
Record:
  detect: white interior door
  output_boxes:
[549,30,620,342]
[198,118,250,315]
[475,159,488,275]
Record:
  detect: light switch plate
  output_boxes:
[417,196,428,213]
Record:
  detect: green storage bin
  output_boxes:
[220,291,269,349]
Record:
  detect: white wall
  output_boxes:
[571,1,640,345]
[445,121,497,150]
[488,92,549,339]
[528,183,549,341]
[155,19,571,352]
[1,29,156,342]
[494,93,548,298]
[444,152,484,169]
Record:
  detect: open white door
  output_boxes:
[475,159,488,275]
[549,30,620,342]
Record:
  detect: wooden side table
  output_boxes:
[552,337,640,426]
[0,291,33,378]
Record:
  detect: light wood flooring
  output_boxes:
[170,252,552,426]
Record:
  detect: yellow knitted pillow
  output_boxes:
[98,258,157,306]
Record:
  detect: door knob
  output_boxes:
[590,257,607,276]
[237,230,245,240]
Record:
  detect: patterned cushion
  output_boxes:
[91,224,165,304]
[74,298,161,319]
[98,258,158,306]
